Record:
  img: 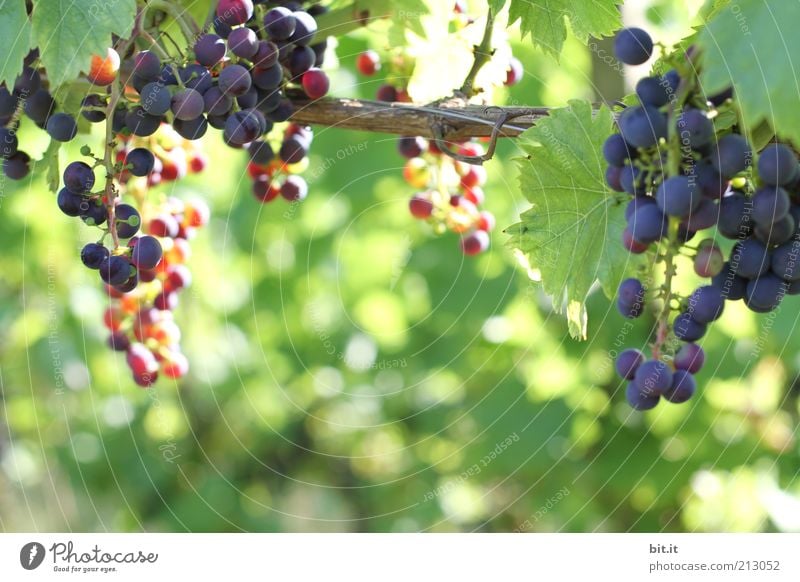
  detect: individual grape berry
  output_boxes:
[694,240,724,277]
[46,113,78,142]
[606,166,623,192]
[356,50,381,76]
[216,0,254,26]
[771,242,800,282]
[602,133,635,166]
[622,227,649,254]
[461,231,490,256]
[81,243,110,269]
[133,50,161,80]
[751,185,790,227]
[695,160,727,199]
[253,176,280,203]
[288,45,316,78]
[615,349,644,380]
[476,211,495,232]
[125,107,162,137]
[717,191,752,239]
[149,214,180,238]
[107,332,131,352]
[166,265,193,291]
[744,274,786,312]
[248,140,274,165]
[81,94,106,123]
[228,26,259,58]
[253,41,280,68]
[663,370,696,403]
[711,262,748,301]
[87,48,120,86]
[62,161,94,193]
[626,382,660,410]
[100,255,133,286]
[674,343,705,374]
[24,89,56,124]
[81,200,108,226]
[14,66,41,94]
[289,11,318,47]
[218,64,252,96]
[633,359,672,397]
[203,86,234,116]
[376,84,399,102]
[758,143,798,186]
[139,81,171,115]
[115,204,141,239]
[635,76,669,107]
[57,188,86,217]
[0,87,15,117]
[239,85,259,109]
[710,134,751,178]
[194,34,226,67]
[629,204,668,244]
[617,278,645,318]
[279,136,308,164]
[252,64,283,90]
[126,148,155,177]
[754,213,795,247]
[223,109,262,146]
[731,239,769,279]
[656,175,700,218]
[162,351,190,379]
[173,116,208,140]
[679,109,714,148]
[618,105,667,148]
[302,68,329,99]
[409,195,433,219]
[184,199,210,227]
[180,64,213,93]
[505,57,523,86]
[130,236,163,270]
[281,175,308,201]
[619,165,645,195]
[171,88,204,121]
[614,27,653,65]
[0,127,18,159]
[687,285,725,323]
[673,313,706,342]
[264,6,297,40]
[3,151,30,179]
[683,198,718,232]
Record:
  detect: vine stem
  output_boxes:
[104,80,122,251]
[146,0,200,43]
[460,7,496,97]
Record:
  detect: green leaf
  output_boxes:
[0,0,32,88]
[31,0,136,89]
[44,138,62,193]
[698,0,800,150]
[488,0,507,13]
[506,100,641,339]
[507,0,622,58]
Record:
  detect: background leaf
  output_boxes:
[31,0,136,89]
[506,100,642,339]
[0,0,32,88]
[698,0,800,149]
[507,0,622,58]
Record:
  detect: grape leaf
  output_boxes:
[31,0,136,89]
[0,0,32,88]
[698,0,800,150]
[506,0,622,58]
[506,100,641,339]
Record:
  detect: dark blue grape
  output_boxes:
[633,359,672,396]
[81,94,106,123]
[24,89,56,124]
[0,127,18,159]
[758,143,798,186]
[133,51,161,80]
[616,349,644,380]
[711,134,751,178]
[614,27,653,65]
[46,113,77,142]
[228,26,259,59]
[223,109,262,146]
[14,66,41,94]
[618,105,667,149]
[237,86,259,109]
[218,64,252,96]
[656,175,700,218]
[752,185,790,226]
[606,166,623,192]
[252,64,283,90]
[126,148,154,177]
[194,34,226,67]
[620,164,645,195]
[673,313,706,341]
[180,64,213,93]
[663,370,696,403]
[0,87,16,117]
[771,241,800,281]
[674,343,704,374]
[731,239,769,278]
[139,81,171,115]
[678,109,714,149]
[744,274,786,312]
[630,204,668,243]
[288,45,315,78]
[624,196,655,220]
[3,151,30,179]
[695,160,726,199]
[81,243,109,269]
[173,115,208,140]
[617,277,645,318]
[130,235,163,269]
[57,188,87,216]
[81,201,107,226]
[717,192,752,239]
[264,7,297,40]
[754,213,795,247]
[252,41,279,68]
[265,98,293,122]
[711,262,748,300]
[99,255,132,286]
[203,86,233,116]
[171,88,204,121]
[603,134,635,166]
[248,140,274,164]
[684,198,718,232]
[125,107,161,136]
[687,285,725,323]
[626,382,659,410]
[289,11,318,46]
[107,331,131,352]
[635,76,669,107]
[115,204,141,238]
[63,161,95,193]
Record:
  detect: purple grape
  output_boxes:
[171,88,204,121]
[616,349,645,380]
[656,175,700,218]
[203,86,233,116]
[614,27,653,65]
[264,7,297,40]
[673,313,706,341]
[744,273,786,312]
[618,105,667,149]
[635,76,669,107]
[194,34,226,67]
[228,27,259,59]
[115,204,141,239]
[626,382,660,410]
[663,370,696,403]
[46,113,78,142]
[126,148,155,177]
[99,255,133,286]
[288,11,318,47]
[674,343,705,374]
[130,235,163,269]
[633,359,672,396]
[711,134,751,178]
[63,161,95,193]
[687,285,725,323]
[81,243,109,269]
[218,64,252,96]
[758,143,798,186]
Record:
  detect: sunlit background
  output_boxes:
[1,0,799,532]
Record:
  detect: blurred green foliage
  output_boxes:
[0,2,799,533]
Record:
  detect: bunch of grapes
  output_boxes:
[402,137,495,256]
[607,26,800,410]
[103,196,209,386]
[247,122,312,204]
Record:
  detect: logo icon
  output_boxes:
[20,542,45,570]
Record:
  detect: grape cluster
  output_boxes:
[103,196,209,386]
[606,26,800,410]
[402,138,495,255]
[248,122,312,204]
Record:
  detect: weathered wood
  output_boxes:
[288,97,551,140]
